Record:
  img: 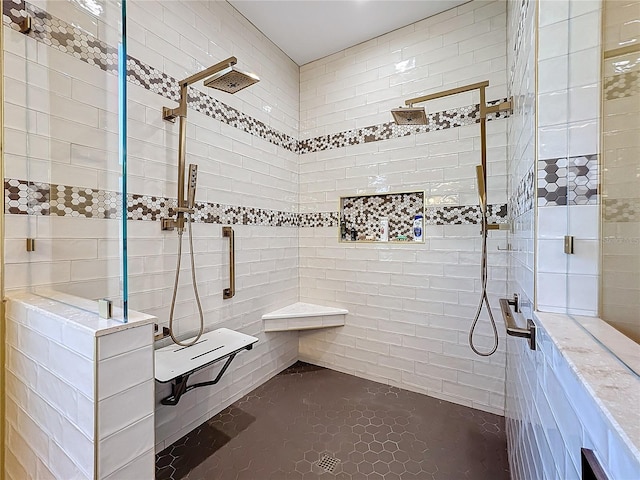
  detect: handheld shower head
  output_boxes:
[187,164,198,210]
[475,165,487,216]
[204,66,259,94]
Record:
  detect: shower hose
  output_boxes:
[468,211,499,356]
[168,212,205,347]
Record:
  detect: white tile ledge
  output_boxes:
[534,312,640,465]
[6,291,156,337]
[262,302,348,319]
[262,302,348,332]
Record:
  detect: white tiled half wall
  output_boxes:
[4,294,156,480]
[506,312,640,480]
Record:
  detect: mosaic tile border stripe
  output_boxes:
[603,198,640,223]
[3,0,510,156]
[341,192,424,239]
[537,154,599,206]
[604,72,639,100]
[425,204,508,226]
[2,0,298,153]
[509,166,535,219]
[297,99,510,154]
[5,179,298,227]
[298,212,340,228]
[6,179,508,228]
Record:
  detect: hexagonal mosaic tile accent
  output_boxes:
[538,155,598,206]
[425,203,508,226]
[604,198,640,222]
[4,0,511,157]
[341,192,425,240]
[509,166,535,219]
[604,72,639,100]
[4,178,50,215]
[6,178,509,230]
[297,98,510,155]
[155,362,509,480]
[4,178,301,226]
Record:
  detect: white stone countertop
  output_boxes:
[6,290,156,337]
[535,312,640,465]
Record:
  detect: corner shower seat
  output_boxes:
[262,302,348,332]
[155,328,258,405]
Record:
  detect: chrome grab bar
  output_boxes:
[222,226,235,299]
[499,296,536,350]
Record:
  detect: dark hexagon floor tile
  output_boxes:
[155,361,509,480]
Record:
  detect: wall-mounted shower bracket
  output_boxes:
[486,223,510,230]
[163,84,188,123]
[162,107,178,123]
[161,217,186,231]
[161,206,195,231]
[486,99,513,116]
[161,218,176,231]
[154,324,170,341]
[19,15,32,34]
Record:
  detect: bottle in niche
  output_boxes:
[413,214,423,242]
[340,216,346,240]
[379,217,389,242]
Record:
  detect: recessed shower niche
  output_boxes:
[339,191,425,243]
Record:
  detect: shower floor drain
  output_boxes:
[316,454,340,473]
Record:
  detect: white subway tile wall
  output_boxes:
[6,1,636,477]
[506,313,640,480]
[298,0,510,416]
[96,324,155,479]
[4,295,157,480]
[535,0,601,317]
[3,0,300,455]
[5,298,94,479]
[119,0,302,451]
[505,1,638,479]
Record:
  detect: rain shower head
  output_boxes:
[204,66,260,94]
[391,106,427,125]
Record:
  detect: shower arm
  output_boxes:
[404,81,513,230]
[161,57,238,231]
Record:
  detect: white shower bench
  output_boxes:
[155,327,258,405]
[262,302,348,332]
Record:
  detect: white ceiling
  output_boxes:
[228,0,470,66]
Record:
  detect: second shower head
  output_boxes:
[391,106,428,125]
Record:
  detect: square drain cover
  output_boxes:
[316,454,340,473]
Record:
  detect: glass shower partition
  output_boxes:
[565,0,640,375]
[599,0,640,344]
[3,0,128,319]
